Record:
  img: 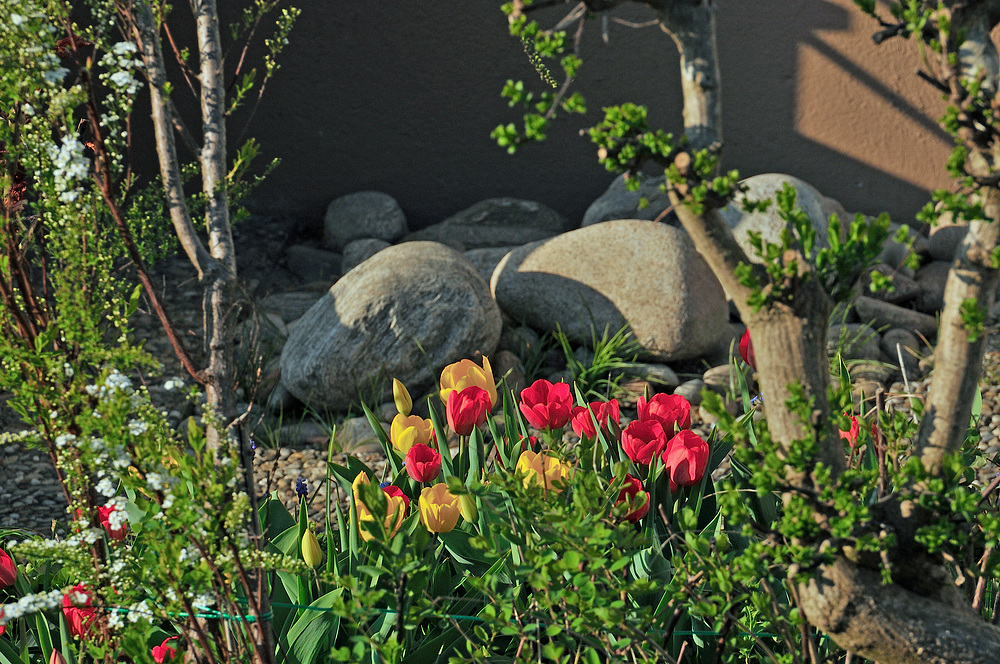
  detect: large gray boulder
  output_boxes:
[490,220,729,361]
[582,175,672,227]
[280,242,502,411]
[402,198,570,250]
[719,173,849,262]
[323,191,407,251]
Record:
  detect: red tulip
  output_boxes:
[446,386,491,435]
[636,393,691,437]
[739,329,756,371]
[0,623,5,637]
[62,584,96,638]
[662,430,710,492]
[519,379,573,431]
[0,550,15,587]
[839,414,875,449]
[97,504,127,542]
[405,443,442,482]
[570,399,620,439]
[615,475,650,523]
[621,420,668,465]
[152,636,180,663]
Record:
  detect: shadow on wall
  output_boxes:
[136,1,955,230]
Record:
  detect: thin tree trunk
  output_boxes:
[653,0,722,152]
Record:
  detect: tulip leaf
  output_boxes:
[282,589,343,664]
[361,401,401,477]
[467,425,484,484]
[0,636,26,664]
[427,399,454,478]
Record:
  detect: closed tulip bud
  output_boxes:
[0,549,15,587]
[739,329,756,371]
[49,650,68,664]
[459,493,478,522]
[392,378,412,417]
[661,430,710,492]
[301,530,322,568]
[419,483,461,533]
[446,386,491,436]
[405,443,442,483]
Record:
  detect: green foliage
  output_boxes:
[553,324,639,401]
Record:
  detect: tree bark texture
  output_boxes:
[652,0,722,152]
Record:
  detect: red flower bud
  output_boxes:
[405,443,442,483]
[0,550,15,587]
[570,399,620,439]
[636,393,691,437]
[621,420,668,465]
[446,386,491,436]
[519,379,573,431]
[62,584,96,639]
[614,475,650,523]
[661,430,710,492]
[739,329,756,370]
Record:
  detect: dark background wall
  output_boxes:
[153,0,957,230]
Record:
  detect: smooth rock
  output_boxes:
[336,416,385,451]
[266,382,300,413]
[285,244,342,284]
[342,238,391,273]
[853,296,938,338]
[674,379,706,406]
[703,364,740,396]
[719,174,849,263]
[914,260,950,313]
[827,323,888,362]
[499,325,540,359]
[465,247,518,284]
[491,220,729,362]
[402,198,569,250]
[582,174,672,227]
[928,211,967,261]
[280,242,502,411]
[259,291,324,324]
[626,363,680,391]
[323,191,407,251]
[880,327,922,375]
[855,263,920,305]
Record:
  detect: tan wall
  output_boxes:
[228,0,957,229]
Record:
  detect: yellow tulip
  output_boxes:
[439,356,497,409]
[389,413,434,454]
[392,378,412,417]
[515,450,571,492]
[418,483,461,534]
[458,493,478,522]
[353,473,408,541]
[301,529,322,567]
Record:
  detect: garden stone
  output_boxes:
[342,238,391,273]
[280,242,501,412]
[492,350,526,397]
[718,174,849,263]
[674,379,706,406]
[546,368,574,384]
[491,220,729,362]
[582,174,672,227]
[285,244,342,284]
[850,361,896,386]
[853,296,938,338]
[880,327,922,376]
[465,246,517,284]
[855,263,919,305]
[265,383,300,413]
[878,222,925,274]
[323,191,407,251]
[626,363,680,391]
[336,416,385,451]
[500,325,540,359]
[703,364,739,396]
[928,211,967,261]
[914,260,950,313]
[258,291,324,324]
[402,198,569,249]
[827,323,888,362]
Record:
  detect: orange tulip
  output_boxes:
[390,413,434,454]
[439,356,497,409]
[515,450,571,492]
